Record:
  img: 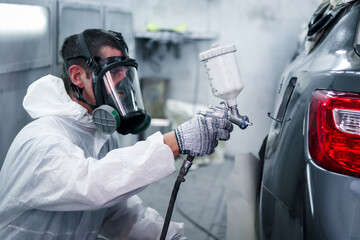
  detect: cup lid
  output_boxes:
[199,43,236,61]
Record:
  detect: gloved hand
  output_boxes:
[174,116,233,157]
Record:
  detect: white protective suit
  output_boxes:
[0,74,184,239]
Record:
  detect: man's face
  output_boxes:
[81,46,124,108]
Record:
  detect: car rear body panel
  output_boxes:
[260,2,360,239]
[304,159,360,240]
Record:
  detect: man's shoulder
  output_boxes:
[14,116,78,147]
[23,116,70,134]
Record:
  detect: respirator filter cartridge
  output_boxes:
[92,105,121,134]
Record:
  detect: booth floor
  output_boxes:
[138,157,235,240]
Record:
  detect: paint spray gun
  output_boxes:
[197,43,252,129]
[160,43,252,240]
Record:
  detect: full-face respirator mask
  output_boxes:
[65,30,151,135]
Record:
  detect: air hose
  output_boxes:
[160,155,194,240]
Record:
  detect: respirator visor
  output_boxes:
[93,57,150,135]
[102,64,144,114]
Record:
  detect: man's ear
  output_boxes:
[68,65,84,88]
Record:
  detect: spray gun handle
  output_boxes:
[197,101,252,129]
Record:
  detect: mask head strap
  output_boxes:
[77,31,100,74]
[106,30,129,58]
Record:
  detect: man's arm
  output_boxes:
[163,131,179,158]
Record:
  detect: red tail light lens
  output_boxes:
[308,90,360,178]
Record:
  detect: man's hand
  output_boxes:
[174,116,233,157]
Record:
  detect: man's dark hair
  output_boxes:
[59,29,128,95]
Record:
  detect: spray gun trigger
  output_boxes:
[220,101,229,108]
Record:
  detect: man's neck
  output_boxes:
[70,93,93,114]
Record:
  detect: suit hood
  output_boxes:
[23,74,91,122]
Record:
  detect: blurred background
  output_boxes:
[0,0,320,164]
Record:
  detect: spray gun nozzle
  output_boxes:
[228,105,252,129]
[238,115,253,129]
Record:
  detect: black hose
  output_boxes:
[160,179,182,240]
[160,155,194,240]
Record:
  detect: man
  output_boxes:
[0,29,233,239]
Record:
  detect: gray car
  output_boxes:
[259,1,360,239]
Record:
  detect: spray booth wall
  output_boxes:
[0,0,319,168]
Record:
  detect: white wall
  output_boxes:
[128,0,320,157]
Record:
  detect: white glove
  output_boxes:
[175,116,233,157]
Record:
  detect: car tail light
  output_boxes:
[308,90,360,178]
